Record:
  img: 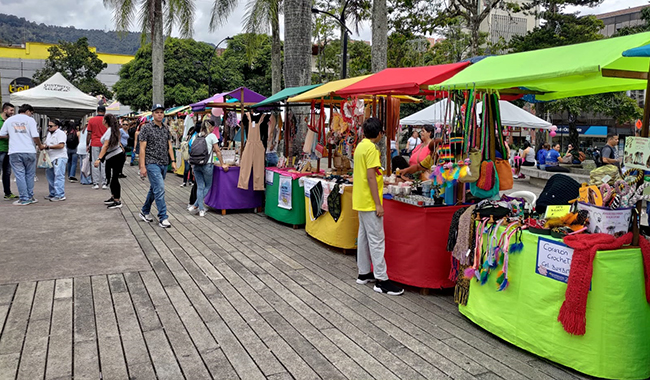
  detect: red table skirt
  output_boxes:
[384,199,464,289]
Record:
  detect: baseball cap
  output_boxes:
[151,103,165,112]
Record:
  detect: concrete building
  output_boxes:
[0,42,134,106]
[480,0,540,45]
[596,4,648,37]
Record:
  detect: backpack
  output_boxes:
[66,131,79,150]
[189,134,210,165]
[593,147,603,167]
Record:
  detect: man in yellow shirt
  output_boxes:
[353,118,404,296]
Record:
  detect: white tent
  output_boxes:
[400,99,552,129]
[10,72,98,119]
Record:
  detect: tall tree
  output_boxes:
[211,0,283,95]
[103,0,195,105]
[371,0,388,72]
[284,0,313,155]
[33,37,112,97]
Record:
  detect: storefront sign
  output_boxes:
[265,169,274,185]
[623,136,650,170]
[536,237,574,284]
[8,77,33,93]
[278,175,292,210]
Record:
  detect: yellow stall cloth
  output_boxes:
[301,177,358,249]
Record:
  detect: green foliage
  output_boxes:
[387,0,443,36]
[312,39,372,83]
[113,34,273,111]
[33,37,111,97]
[0,13,141,55]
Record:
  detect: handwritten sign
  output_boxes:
[265,169,274,185]
[544,205,571,219]
[278,175,292,210]
[536,237,574,284]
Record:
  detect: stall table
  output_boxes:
[264,168,313,227]
[302,177,358,250]
[384,199,463,289]
[460,229,650,380]
[204,166,264,214]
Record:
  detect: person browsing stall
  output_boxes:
[353,117,404,296]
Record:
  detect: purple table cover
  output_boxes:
[204,166,264,210]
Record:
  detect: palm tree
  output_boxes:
[371,0,387,72]
[103,0,195,106]
[210,0,283,95]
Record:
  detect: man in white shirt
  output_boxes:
[407,131,421,154]
[0,104,43,205]
[43,119,68,201]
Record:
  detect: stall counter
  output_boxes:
[204,166,264,213]
[302,177,358,250]
[264,168,313,226]
[384,199,463,289]
[460,229,650,380]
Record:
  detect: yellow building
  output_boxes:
[0,41,135,102]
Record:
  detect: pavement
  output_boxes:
[0,165,594,380]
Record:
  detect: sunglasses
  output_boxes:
[48,124,56,127]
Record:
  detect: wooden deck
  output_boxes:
[0,165,595,380]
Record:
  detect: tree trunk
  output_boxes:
[284,0,312,157]
[470,19,480,58]
[271,10,282,95]
[151,0,164,105]
[371,0,387,73]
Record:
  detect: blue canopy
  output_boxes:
[623,44,650,57]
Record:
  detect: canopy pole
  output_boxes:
[284,104,290,158]
[240,88,246,154]
[386,95,392,174]
[328,101,333,169]
[632,61,650,246]
[372,96,377,118]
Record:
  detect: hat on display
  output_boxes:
[151,103,165,112]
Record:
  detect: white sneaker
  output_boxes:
[92,184,99,189]
[102,184,108,190]
[159,219,171,228]
[188,205,198,214]
[199,210,206,217]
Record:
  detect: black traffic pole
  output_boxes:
[312,4,353,79]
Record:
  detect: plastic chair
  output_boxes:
[507,190,537,211]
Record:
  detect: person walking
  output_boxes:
[0,102,17,200]
[353,118,404,296]
[94,114,126,209]
[138,104,177,228]
[65,121,79,182]
[87,105,108,189]
[188,119,228,217]
[77,120,92,185]
[0,104,43,205]
[44,119,68,201]
[118,119,129,179]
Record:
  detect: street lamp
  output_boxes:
[198,36,233,95]
[312,4,353,80]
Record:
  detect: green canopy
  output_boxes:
[429,32,650,101]
[251,84,321,107]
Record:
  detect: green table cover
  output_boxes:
[460,230,650,379]
[265,171,306,225]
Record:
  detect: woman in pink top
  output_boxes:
[408,125,434,166]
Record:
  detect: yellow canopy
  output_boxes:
[287,75,420,103]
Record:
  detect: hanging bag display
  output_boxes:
[460,148,481,183]
[495,158,513,190]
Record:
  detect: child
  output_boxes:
[353,118,404,296]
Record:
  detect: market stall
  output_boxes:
[301,177,358,250]
[428,31,650,379]
[264,167,314,227]
[383,200,464,289]
[204,166,264,214]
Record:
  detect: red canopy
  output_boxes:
[335,62,470,96]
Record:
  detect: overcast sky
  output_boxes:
[0,0,647,48]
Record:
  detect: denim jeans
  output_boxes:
[66,149,78,178]
[141,164,168,221]
[0,151,12,196]
[192,164,214,211]
[91,146,106,185]
[46,157,68,198]
[9,153,36,201]
[265,152,279,167]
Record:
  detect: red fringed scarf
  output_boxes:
[559,233,650,335]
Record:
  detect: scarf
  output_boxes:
[452,205,477,265]
[447,207,469,252]
[559,233,646,335]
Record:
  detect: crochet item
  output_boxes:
[477,161,495,191]
[559,233,633,335]
[452,205,477,265]
[447,207,469,252]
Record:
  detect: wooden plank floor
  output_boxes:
[0,164,597,380]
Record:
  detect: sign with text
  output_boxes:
[544,205,571,219]
[8,77,32,93]
[536,237,574,284]
[623,136,650,170]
